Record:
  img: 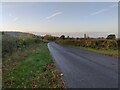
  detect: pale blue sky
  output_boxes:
[1,2,118,35]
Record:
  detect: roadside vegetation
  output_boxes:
[82,47,118,57]
[2,32,41,59]
[2,31,119,88]
[55,34,119,57]
[2,32,64,88]
[0,32,2,89]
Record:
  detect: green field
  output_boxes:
[3,43,64,88]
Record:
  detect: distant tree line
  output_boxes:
[55,34,118,50]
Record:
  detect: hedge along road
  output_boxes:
[48,42,118,88]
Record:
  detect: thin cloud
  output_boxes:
[8,13,19,22]
[90,4,117,16]
[45,12,62,20]
[90,8,108,16]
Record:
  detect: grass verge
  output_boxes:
[3,43,64,88]
[82,47,119,57]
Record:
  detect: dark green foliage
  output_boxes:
[60,35,65,40]
[43,35,57,41]
[106,34,116,39]
[16,39,27,48]
[2,32,5,35]
[117,39,120,50]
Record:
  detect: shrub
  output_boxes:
[106,34,116,39]
[56,38,118,50]
[2,32,42,58]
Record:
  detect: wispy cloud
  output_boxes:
[9,13,19,22]
[90,4,117,16]
[45,11,62,20]
[90,8,108,16]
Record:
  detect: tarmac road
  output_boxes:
[48,42,118,88]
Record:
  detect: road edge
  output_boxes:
[47,42,67,88]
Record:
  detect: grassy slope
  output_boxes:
[3,43,64,88]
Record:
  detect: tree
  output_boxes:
[106,34,116,39]
[44,35,56,41]
[60,35,65,40]
[67,36,69,39]
[2,32,5,35]
[76,37,79,40]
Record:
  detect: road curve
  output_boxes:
[48,42,118,88]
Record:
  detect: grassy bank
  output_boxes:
[56,39,119,57]
[82,47,118,57]
[3,43,64,88]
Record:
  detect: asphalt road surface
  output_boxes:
[48,42,118,88]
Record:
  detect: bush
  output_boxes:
[43,35,56,41]
[56,38,118,50]
[2,32,42,58]
[106,34,116,39]
[2,35,18,57]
